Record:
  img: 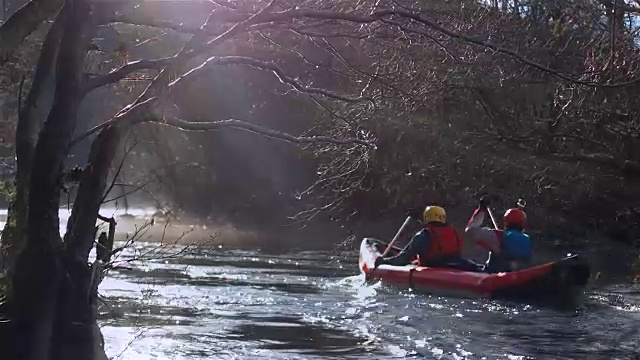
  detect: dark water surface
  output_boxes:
[100,243,640,360]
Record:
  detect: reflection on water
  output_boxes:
[99,243,640,360]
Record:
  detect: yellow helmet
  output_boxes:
[423,205,446,224]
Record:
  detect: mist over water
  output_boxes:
[0,207,161,237]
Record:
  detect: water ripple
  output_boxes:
[100,244,640,360]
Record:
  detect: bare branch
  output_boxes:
[87,9,253,93]
[173,55,373,103]
[380,18,465,64]
[107,14,210,34]
[87,8,396,93]
[84,58,170,92]
[70,96,158,146]
[393,8,640,87]
[597,0,640,15]
[132,0,278,105]
[155,117,375,147]
[101,131,139,204]
[89,4,640,96]
[287,25,369,39]
[208,0,239,10]
[79,51,373,145]
[101,179,156,204]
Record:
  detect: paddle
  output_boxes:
[485,198,526,230]
[486,207,500,230]
[365,215,414,283]
[381,215,413,257]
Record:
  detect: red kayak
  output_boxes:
[359,238,591,307]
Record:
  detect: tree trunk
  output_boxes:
[26,0,90,251]
[10,0,93,359]
[65,125,121,263]
[0,0,63,63]
[57,125,121,360]
[10,245,63,360]
[2,7,63,273]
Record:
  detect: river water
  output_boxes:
[1,207,635,359]
[0,208,637,359]
[99,241,640,360]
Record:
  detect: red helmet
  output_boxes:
[503,208,526,228]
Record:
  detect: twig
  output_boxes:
[101,131,139,204]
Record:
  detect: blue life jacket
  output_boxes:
[501,229,532,259]
[484,229,533,273]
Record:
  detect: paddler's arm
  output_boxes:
[465,207,501,253]
[377,230,431,267]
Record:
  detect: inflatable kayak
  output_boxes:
[359,238,591,307]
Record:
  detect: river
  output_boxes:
[99,242,640,360]
[1,208,635,359]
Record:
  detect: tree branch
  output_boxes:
[70,96,158,147]
[394,8,640,88]
[95,5,640,94]
[87,9,250,93]
[100,131,138,204]
[84,58,170,91]
[86,46,372,108]
[598,0,640,15]
[72,87,374,149]
[132,0,279,105]
[287,25,369,39]
[154,117,375,147]
[108,13,373,39]
[0,0,63,63]
[172,55,373,103]
[101,179,156,205]
[87,8,395,93]
[107,14,210,34]
[380,18,465,64]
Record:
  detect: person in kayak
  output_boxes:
[465,197,532,273]
[375,205,481,271]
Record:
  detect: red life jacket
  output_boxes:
[420,223,462,259]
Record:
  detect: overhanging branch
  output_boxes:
[108,14,203,33]
[155,117,375,147]
[393,9,640,88]
[172,55,373,103]
[85,47,371,104]
[88,8,396,91]
[84,58,170,91]
[91,4,640,94]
